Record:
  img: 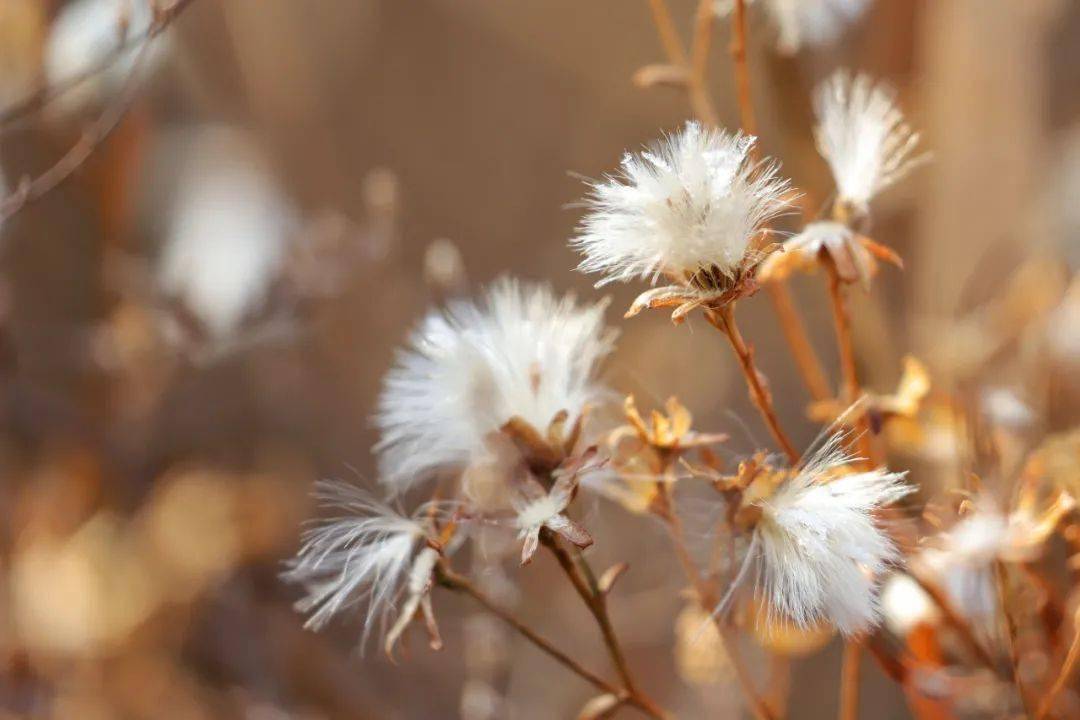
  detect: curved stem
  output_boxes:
[1037,621,1080,720]
[729,0,758,140]
[658,488,777,720]
[839,641,862,720]
[541,534,673,720]
[436,566,616,696]
[824,262,880,465]
[767,283,832,402]
[707,305,800,463]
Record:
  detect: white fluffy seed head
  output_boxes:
[814,70,925,209]
[572,122,791,287]
[282,482,432,648]
[375,278,616,494]
[754,434,913,636]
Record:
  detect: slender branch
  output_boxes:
[839,641,862,720]
[657,491,777,720]
[824,262,880,465]
[647,0,688,66]
[436,566,618,697]
[688,0,720,126]
[706,305,800,463]
[766,282,832,402]
[995,560,1035,717]
[1037,620,1080,720]
[541,534,673,720]
[729,0,758,139]
[908,568,1002,676]
[0,0,198,222]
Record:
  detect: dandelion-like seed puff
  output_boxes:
[814,70,926,212]
[572,122,792,321]
[283,482,446,654]
[375,278,616,494]
[731,433,913,636]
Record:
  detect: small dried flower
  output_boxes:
[757,221,902,290]
[511,461,593,565]
[375,278,616,494]
[283,482,446,654]
[572,122,792,322]
[814,71,926,212]
[735,433,913,635]
[715,0,871,55]
[809,355,930,430]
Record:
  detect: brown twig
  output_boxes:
[767,283,832,402]
[908,568,1002,676]
[540,534,673,720]
[729,0,758,139]
[436,565,620,700]
[824,261,880,465]
[1037,619,1080,720]
[839,640,862,720]
[0,0,198,222]
[994,560,1035,717]
[657,490,777,720]
[706,305,800,463]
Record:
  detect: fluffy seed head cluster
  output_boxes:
[572,122,791,288]
[282,482,434,647]
[375,279,616,493]
[814,70,925,209]
[753,434,913,635]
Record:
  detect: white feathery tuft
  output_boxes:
[572,122,791,287]
[814,70,926,209]
[283,482,433,648]
[753,433,913,635]
[375,278,616,493]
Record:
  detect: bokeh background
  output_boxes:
[1,0,1079,718]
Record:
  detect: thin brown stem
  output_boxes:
[995,560,1035,717]
[659,503,777,720]
[436,566,617,697]
[766,282,832,402]
[1037,620,1080,720]
[541,534,673,720]
[839,641,862,720]
[706,305,800,463]
[908,569,1002,676]
[0,0,199,222]
[729,0,758,140]
[824,262,880,465]
[647,0,688,66]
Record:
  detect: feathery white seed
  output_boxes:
[753,433,913,635]
[814,70,925,208]
[375,278,615,494]
[572,121,791,287]
[282,482,433,648]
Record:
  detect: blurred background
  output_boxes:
[1,0,1078,718]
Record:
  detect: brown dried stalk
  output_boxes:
[705,305,800,463]
[823,261,880,466]
[839,641,862,720]
[435,566,621,702]
[994,560,1035,717]
[908,568,1001,676]
[0,0,199,222]
[656,485,778,720]
[540,533,674,720]
[1037,621,1080,720]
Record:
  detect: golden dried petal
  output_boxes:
[665,396,693,439]
[674,603,731,686]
